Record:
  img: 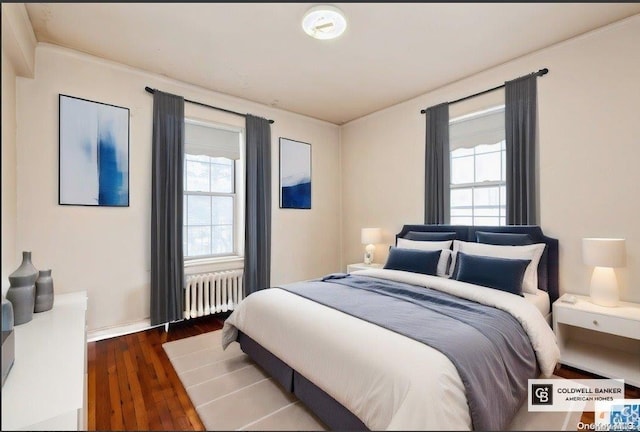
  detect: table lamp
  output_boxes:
[361,228,382,265]
[582,238,626,307]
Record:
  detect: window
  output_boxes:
[183,120,244,260]
[449,106,506,226]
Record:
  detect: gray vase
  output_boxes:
[6,251,38,325]
[1,299,14,331]
[34,269,54,313]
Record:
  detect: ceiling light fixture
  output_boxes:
[302,5,347,40]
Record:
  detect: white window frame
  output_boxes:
[183,118,245,269]
[449,105,506,227]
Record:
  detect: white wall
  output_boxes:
[2,49,19,298]
[16,44,342,332]
[341,15,640,302]
[1,3,35,298]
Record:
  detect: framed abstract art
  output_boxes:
[279,137,311,209]
[59,94,130,206]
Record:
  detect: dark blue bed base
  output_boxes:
[238,331,368,430]
[238,224,560,430]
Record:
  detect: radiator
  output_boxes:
[184,269,244,319]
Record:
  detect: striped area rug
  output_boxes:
[163,330,581,431]
[162,330,327,430]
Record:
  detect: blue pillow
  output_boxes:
[454,252,530,295]
[384,247,440,276]
[476,231,533,246]
[405,231,457,241]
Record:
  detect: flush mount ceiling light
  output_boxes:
[302,5,347,40]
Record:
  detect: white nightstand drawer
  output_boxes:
[555,307,639,340]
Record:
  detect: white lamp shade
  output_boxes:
[582,238,626,268]
[361,228,382,245]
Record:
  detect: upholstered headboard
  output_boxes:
[396,225,559,303]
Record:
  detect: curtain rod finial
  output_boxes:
[539,68,549,76]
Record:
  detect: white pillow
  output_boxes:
[397,238,452,251]
[438,249,453,278]
[396,238,452,277]
[450,240,546,294]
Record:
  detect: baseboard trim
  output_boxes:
[87,319,159,342]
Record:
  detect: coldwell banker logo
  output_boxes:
[529,379,625,412]
[532,383,553,405]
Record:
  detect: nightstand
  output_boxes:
[347,263,383,273]
[553,293,640,387]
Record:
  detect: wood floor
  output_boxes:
[88,314,226,431]
[88,316,639,431]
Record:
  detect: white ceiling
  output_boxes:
[25,3,640,125]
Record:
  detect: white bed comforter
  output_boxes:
[222,269,560,431]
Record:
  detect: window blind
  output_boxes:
[449,108,505,151]
[185,122,241,160]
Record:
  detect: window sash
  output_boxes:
[450,183,506,227]
[184,157,235,194]
[449,107,506,227]
[184,191,236,259]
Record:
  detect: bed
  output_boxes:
[221,225,561,431]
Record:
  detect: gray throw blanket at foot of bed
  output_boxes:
[278,274,537,431]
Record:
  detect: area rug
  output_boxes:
[163,330,582,431]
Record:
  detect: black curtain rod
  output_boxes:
[144,87,275,124]
[420,68,548,114]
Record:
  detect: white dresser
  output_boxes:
[553,293,640,387]
[1,291,88,431]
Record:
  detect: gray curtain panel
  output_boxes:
[424,103,450,224]
[244,114,272,295]
[150,90,185,326]
[505,74,538,225]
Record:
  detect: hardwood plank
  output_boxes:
[151,384,177,430]
[107,342,124,430]
[144,329,180,430]
[122,339,149,430]
[139,330,177,430]
[114,337,138,430]
[129,333,163,430]
[94,340,112,431]
[87,342,97,431]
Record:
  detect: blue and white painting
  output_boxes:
[59,95,129,206]
[280,138,311,209]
